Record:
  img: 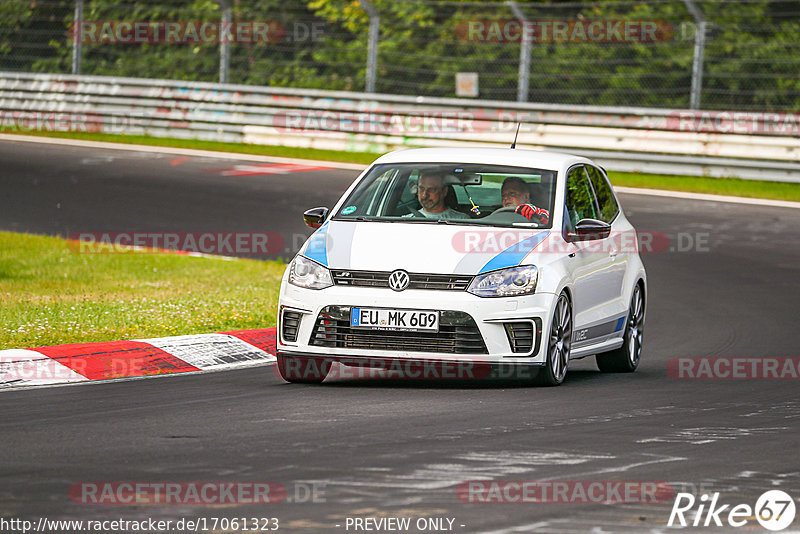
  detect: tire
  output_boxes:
[276,355,331,384]
[534,292,572,386]
[597,283,644,373]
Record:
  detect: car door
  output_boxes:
[563,165,620,347]
[585,164,629,319]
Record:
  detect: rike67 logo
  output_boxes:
[669,490,796,531]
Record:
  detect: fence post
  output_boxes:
[72,0,84,74]
[359,0,379,93]
[218,0,231,84]
[507,1,530,103]
[683,0,706,109]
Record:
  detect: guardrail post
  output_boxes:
[507,1,530,103]
[218,0,231,84]
[683,0,706,110]
[72,0,84,74]
[358,0,379,93]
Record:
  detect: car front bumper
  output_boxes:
[277,283,557,366]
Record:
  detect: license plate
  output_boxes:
[350,308,439,332]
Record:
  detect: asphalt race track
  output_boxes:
[0,140,358,261]
[1,139,799,533]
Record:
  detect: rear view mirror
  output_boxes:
[303,207,329,229]
[453,173,482,185]
[568,218,611,241]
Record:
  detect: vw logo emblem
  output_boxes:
[388,270,410,291]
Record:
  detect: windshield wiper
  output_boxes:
[403,218,488,227]
[335,216,400,223]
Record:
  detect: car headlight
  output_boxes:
[288,255,333,290]
[467,265,538,297]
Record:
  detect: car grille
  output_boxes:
[331,270,472,291]
[309,306,488,354]
[281,310,302,342]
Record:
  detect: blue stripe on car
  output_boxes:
[304,222,329,266]
[615,316,626,332]
[478,231,548,274]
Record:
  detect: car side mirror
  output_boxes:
[568,218,611,242]
[303,207,329,229]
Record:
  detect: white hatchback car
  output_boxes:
[277,148,646,386]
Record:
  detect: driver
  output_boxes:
[411,171,469,219]
[500,176,549,225]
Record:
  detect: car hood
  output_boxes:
[299,220,550,275]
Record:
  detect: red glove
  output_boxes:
[515,204,549,225]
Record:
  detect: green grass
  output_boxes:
[607,171,800,203]
[5,130,800,201]
[0,231,285,350]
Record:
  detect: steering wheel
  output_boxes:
[491,205,548,226]
[492,206,521,214]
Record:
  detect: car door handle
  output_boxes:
[609,249,618,258]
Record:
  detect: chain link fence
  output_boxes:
[1,0,799,111]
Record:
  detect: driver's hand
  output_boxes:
[515,204,550,225]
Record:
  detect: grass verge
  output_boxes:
[607,171,800,203]
[0,231,284,350]
[4,130,799,202]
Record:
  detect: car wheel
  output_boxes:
[276,355,331,384]
[597,284,644,373]
[535,292,572,386]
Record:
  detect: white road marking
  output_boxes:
[636,427,788,445]
[136,333,275,370]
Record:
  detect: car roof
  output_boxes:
[371,147,591,170]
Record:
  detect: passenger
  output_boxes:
[500,176,549,225]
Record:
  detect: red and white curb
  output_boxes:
[0,328,276,390]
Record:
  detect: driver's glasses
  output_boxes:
[417,185,441,196]
[502,189,527,202]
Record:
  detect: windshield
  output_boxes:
[333,163,558,228]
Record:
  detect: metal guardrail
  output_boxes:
[1,72,799,182]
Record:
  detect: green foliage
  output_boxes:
[0,1,33,56]
[2,0,799,110]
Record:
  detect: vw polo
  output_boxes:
[277,148,646,385]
